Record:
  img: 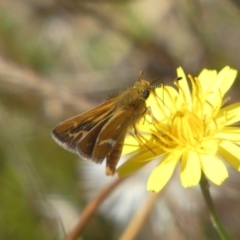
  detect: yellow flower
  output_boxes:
[117,66,240,192]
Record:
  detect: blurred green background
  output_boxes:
[1,0,240,240]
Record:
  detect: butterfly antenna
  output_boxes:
[138,70,144,80]
[151,76,182,89]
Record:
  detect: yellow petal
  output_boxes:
[200,154,228,185]
[218,141,240,170]
[197,67,237,113]
[117,158,151,177]
[125,146,164,162]
[216,102,240,126]
[201,139,218,155]
[177,67,192,110]
[122,135,141,155]
[177,67,190,99]
[217,66,237,96]
[122,132,153,155]
[118,146,165,177]
[153,86,179,121]
[199,67,237,97]
[215,127,240,142]
[198,69,217,95]
[147,150,183,192]
[146,92,163,121]
[180,150,201,187]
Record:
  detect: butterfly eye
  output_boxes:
[142,89,150,99]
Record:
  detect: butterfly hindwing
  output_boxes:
[90,107,135,171]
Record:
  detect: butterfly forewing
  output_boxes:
[52,98,116,152]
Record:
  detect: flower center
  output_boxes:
[170,110,204,146]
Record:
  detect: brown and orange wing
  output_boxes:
[52,98,116,153]
[79,106,134,172]
[76,113,113,160]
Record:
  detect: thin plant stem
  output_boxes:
[65,177,126,240]
[119,192,159,240]
[199,173,231,240]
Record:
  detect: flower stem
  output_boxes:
[199,173,231,240]
[65,177,126,240]
[119,192,159,240]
